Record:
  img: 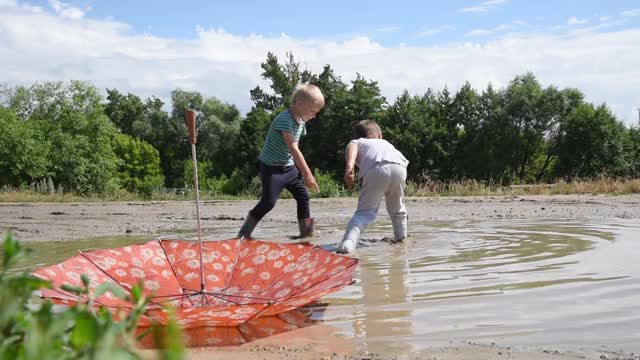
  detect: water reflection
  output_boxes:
[137,309,316,348]
[355,244,413,352]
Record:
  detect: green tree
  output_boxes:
[477,84,515,182]
[624,126,640,177]
[500,74,552,181]
[160,89,247,186]
[197,97,242,177]
[150,89,203,187]
[554,103,628,178]
[2,81,119,194]
[104,91,170,147]
[113,133,164,196]
[0,107,50,187]
[104,89,146,136]
[451,83,487,180]
[382,90,437,179]
[237,107,272,178]
[533,87,584,181]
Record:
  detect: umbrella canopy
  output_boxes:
[32,238,358,327]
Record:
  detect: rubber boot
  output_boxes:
[336,238,356,254]
[336,220,364,254]
[237,213,259,238]
[297,218,314,238]
[391,214,407,243]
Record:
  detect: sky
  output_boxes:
[1,0,639,124]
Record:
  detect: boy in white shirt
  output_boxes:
[337,120,409,254]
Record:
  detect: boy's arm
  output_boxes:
[344,142,357,189]
[282,131,320,192]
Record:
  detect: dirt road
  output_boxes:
[2,194,639,242]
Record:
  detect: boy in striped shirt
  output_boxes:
[237,84,325,239]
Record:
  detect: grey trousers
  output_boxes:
[340,162,407,251]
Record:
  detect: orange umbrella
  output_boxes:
[32,109,358,327]
[32,237,357,327]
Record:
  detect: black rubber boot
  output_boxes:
[297,218,314,238]
[237,213,259,238]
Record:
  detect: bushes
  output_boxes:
[181,161,253,197]
[311,169,345,198]
[1,82,121,195]
[0,108,50,187]
[113,133,165,197]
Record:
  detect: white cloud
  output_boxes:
[460,6,487,13]
[466,24,510,37]
[48,0,85,19]
[0,0,17,7]
[567,18,627,36]
[417,25,454,37]
[621,9,640,17]
[568,17,589,25]
[1,3,639,125]
[459,0,508,13]
[0,0,41,12]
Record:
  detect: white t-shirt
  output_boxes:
[349,138,409,179]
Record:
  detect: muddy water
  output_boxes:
[14,219,640,353]
[317,219,640,354]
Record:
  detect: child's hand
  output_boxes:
[305,176,320,192]
[344,172,355,189]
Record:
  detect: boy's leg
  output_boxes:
[285,168,313,237]
[337,167,386,253]
[385,164,408,242]
[238,164,290,237]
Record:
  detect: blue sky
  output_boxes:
[2,0,640,123]
[28,0,640,43]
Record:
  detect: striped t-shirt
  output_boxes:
[259,110,307,166]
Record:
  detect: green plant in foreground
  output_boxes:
[0,231,185,360]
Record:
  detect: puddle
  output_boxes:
[13,218,640,353]
[321,219,640,354]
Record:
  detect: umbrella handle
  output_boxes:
[185,109,205,294]
[185,109,197,145]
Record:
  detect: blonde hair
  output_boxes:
[291,83,325,107]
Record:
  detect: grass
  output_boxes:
[1,177,639,203]
[405,177,640,197]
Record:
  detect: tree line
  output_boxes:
[1,52,639,196]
